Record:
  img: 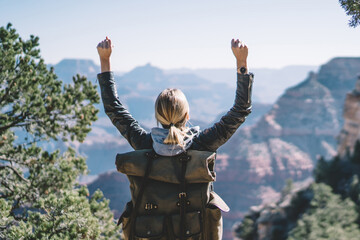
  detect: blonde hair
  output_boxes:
[155,88,190,147]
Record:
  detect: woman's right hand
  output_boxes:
[231,38,248,73]
[97,37,112,60]
[231,39,248,62]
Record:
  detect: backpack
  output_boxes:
[116,149,229,240]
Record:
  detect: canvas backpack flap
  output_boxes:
[185,151,216,183]
[116,149,216,184]
[207,191,230,212]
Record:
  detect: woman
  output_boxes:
[97,37,253,240]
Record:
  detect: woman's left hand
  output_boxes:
[97,37,112,72]
[97,37,112,60]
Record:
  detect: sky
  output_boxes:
[1,0,359,72]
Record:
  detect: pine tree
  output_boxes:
[288,183,360,240]
[0,23,121,239]
[339,0,360,27]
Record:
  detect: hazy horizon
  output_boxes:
[1,0,359,72]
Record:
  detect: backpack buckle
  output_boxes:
[144,203,158,210]
[179,192,187,198]
[178,152,191,162]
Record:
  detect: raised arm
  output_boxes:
[194,39,253,152]
[96,37,151,150]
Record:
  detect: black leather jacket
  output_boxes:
[97,71,253,152]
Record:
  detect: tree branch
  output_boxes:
[0,220,18,231]
[0,75,17,105]
[0,112,28,133]
[0,194,10,198]
[48,226,69,239]
[0,164,29,183]
[0,180,14,193]
[0,155,19,163]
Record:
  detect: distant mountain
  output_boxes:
[221,57,360,184]
[165,65,318,103]
[233,74,360,240]
[87,171,130,218]
[52,59,100,83]
[229,57,359,166]
[213,58,360,224]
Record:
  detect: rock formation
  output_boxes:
[233,62,360,240]
[209,58,360,238]
[337,76,360,157]
[221,58,360,184]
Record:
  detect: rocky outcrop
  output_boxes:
[337,76,360,157]
[87,171,131,218]
[232,59,360,240]
[220,58,360,186]
[212,58,360,238]
[232,179,314,240]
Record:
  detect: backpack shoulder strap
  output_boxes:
[178,151,191,240]
[123,150,158,239]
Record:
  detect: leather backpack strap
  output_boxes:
[128,150,157,240]
[178,152,191,240]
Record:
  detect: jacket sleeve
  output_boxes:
[97,71,152,150]
[194,73,254,152]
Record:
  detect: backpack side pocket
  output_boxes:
[171,211,202,239]
[135,215,165,239]
[203,191,228,240]
[119,201,133,240]
[204,205,222,240]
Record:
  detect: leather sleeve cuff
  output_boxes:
[237,72,254,81]
[233,72,254,110]
[97,71,115,85]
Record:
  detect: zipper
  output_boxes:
[247,77,253,104]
